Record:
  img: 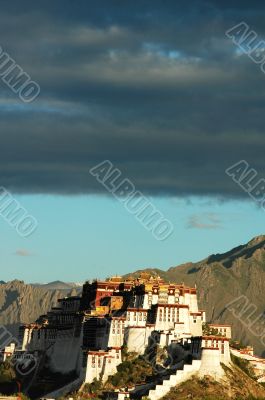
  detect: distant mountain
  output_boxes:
[1,236,265,356]
[0,280,81,340]
[31,280,83,290]
[126,235,265,356]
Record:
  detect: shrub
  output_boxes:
[231,354,256,380]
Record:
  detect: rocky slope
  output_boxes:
[0,280,81,339]
[127,235,265,357]
[162,363,265,400]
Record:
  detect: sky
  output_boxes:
[1,0,265,282]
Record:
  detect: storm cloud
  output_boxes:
[1,0,265,197]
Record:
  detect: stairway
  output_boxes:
[146,359,201,400]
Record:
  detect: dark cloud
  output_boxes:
[0,0,265,197]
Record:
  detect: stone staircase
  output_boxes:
[145,359,201,400]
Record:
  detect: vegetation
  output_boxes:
[230,339,245,350]
[82,378,103,395]
[0,360,16,383]
[105,354,153,389]
[58,386,102,400]
[27,365,78,399]
[231,353,256,380]
[0,359,20,395]
[160,355,265,400]
[202,323,222,336]
[161,374,265,400]
[37,354,265,400]
[60,352,154,399]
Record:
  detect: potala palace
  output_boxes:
[5,273,263,399]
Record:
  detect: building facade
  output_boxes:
[18,273,232,387]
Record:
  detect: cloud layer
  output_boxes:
[0,1,265,197]
[187,213,222,230]
[14,249,32,257]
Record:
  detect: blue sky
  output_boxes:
[1,194,263,283]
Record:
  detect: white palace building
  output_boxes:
[17,273,233,399]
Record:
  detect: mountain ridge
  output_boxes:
[125,235,265,356]
[1,236,265,356]
[0,280,81,340]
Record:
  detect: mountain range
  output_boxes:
[0,280,82,340]
[126,235,265,356]
[1,236,265,356]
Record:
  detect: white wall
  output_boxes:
[107,319,125,348]
[189,315,203,337]
[201,337,230,364]
[125,310,147,327]
[85,349,122,384]
[198,348,224,380]
[125,327,146,354]
[85,353,105,383]
[189,294,199,313]
[155,306,190,332]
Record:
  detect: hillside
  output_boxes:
[126,235,265,357]
[162,362,265,399]
[0,280,81,339]
[43,354,265,400]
